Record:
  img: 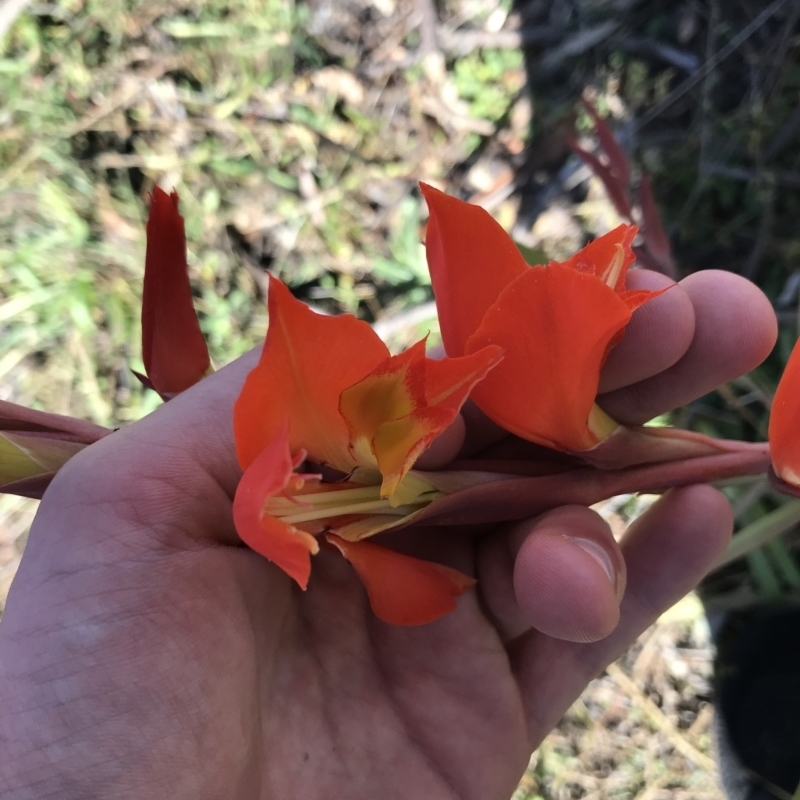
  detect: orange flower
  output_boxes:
[232,276,501,625]
[421,183,663,452]
[141,187,211,398]
[769,338,800,488]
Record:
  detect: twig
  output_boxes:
[66,59,178,137]
[731,477,770,520]
[619,36,701,73]
[760,0,800,101]
[415,0,439,60]
[634,0,789,131]
[764,102,800,161]
[743,177,776,281]
[538,21,619,73]
[715,383,768,436]
[699,162,800,188]
[437,25,562,55]
[667,0,719,236]
[605,662,717,774]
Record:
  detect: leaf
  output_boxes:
[582,98,631,187]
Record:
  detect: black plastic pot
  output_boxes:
[714,607,800,800]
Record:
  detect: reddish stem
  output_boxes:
[414,442,771,527]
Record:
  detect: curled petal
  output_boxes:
[769,339,800,488]
[233,421,319,589]
[373,346,503,495]
[143,187,211,396]
[325,533,475,625]
[421,183,528,357]
[235,276,388,472]
[371,407,452,496]
[465,265,631,451]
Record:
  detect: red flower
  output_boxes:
[232,276,501,625]
[769,338,800,488]
[421,183,663,452]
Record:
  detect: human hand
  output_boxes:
[0,269,776,800]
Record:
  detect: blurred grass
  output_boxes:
[1,0,532,427]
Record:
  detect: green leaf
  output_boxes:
[516,244,549,267]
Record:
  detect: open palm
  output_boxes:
[0,270,776,799]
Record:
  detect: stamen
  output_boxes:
[266,489,442,525]
[268,485,383,508]
[601,244,625,289]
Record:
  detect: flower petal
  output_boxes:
[769,338,800,487]
[371,407,452,496]
[325,533,475,625]
[371,346,504,496]
[326,509,420,541]
[233,421,320,589]
[339,338,428,467]
[423,345,504,410]
[0,401,109,498]
[340,338,503,495]
[142,187,211,396]
[234,276,388,472]
[555,224,637,293]
[0,433,56,484]
[465,265,631,451]
[421,183,528,357]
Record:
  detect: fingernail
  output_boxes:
[566,536,620,596]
